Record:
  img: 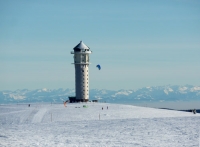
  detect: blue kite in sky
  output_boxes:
[96,64,101,70]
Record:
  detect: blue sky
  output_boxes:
[0,0,200,90]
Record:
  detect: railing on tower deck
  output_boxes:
[71,51,92,54]
[73,62,91,65]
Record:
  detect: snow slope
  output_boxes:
[0,103,200,147]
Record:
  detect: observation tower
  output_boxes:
[69,41,92,102]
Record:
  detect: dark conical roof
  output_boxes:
[73,41,90,50]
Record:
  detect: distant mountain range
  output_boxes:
[0,85,200,104]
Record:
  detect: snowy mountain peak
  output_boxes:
[37,88,50,92]
[164,87,173,95]
[190,86,200,92]
[9,94,26,100]
[1,85,200,104]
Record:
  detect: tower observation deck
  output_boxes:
[69,41,92,102]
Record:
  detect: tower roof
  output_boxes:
[73,41,90,50]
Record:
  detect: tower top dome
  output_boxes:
[73,41,90,50]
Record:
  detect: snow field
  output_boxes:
[0,103,200,147]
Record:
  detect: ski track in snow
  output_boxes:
[0,103,200,147]
[32,108,47,123]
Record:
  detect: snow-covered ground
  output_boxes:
[0,103,200,147]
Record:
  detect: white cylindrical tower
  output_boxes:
[71,41,92,102]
